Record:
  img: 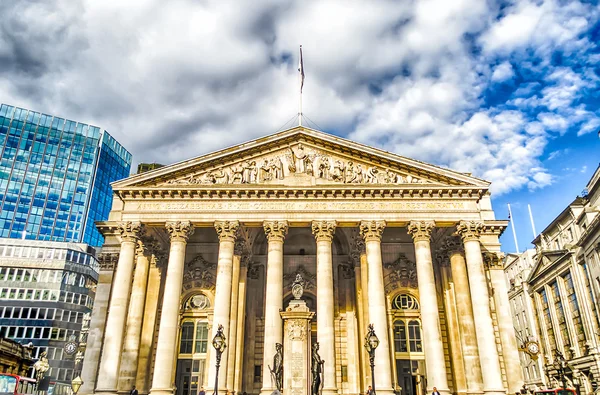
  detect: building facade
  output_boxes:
[81,127,523,395]
[0,104,132,247]
[0,337,34,376]
[0,238,98,384]
[504,165,600,394]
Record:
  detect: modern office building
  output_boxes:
[504,164,600,394]
[0,238,98,384]
[0,104,132,247]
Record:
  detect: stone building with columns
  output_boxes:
[79,127,523,395]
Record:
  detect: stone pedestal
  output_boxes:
[280,300,315,395]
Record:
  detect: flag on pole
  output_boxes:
[298,45,305,93]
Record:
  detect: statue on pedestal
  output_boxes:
[311,343,324,395]
[269,343,283,392]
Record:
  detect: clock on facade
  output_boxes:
[523,340,540,358]
[64,341,78,356]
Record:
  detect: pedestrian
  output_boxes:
[366,386,375,395]
[130,386,138,395]
[432,387,441,395]
[199,388,205,395]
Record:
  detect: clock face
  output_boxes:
[526,342,540,355]
[64,342,77,356]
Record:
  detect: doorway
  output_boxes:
[396,359,420,395]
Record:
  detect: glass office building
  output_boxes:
[0,238,98,384]
[0,104,132,247]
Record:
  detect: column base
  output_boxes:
[483,390,506,395]
[94,389,118,395]
[149,388,174,395]
[372,389,395,395]
[322,388,338,395]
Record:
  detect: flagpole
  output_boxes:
[508,204,520,253]
[298,45,303,126]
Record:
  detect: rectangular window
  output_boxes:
[540,289,557,352]
[254,365,262,383]
[179,322,194,354]
[194,323,209,353]
[565,271,586,351]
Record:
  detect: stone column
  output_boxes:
[444,237,483,395]
[234,258,249,394]
[261,220,288,395]
[407,221,449,395]
[312,220,338,395]
[80,253,118,395]
[456,221,504,395]
[438,258,467,395]
[118,241,152,392]
[207,220,239,395]
[226,240,245,393]
[149,221,194,395]
[359,220,393,395]
[95,222,142,395]
[484,251,524,394]
[136,254,164,394]
[354,264,366,393]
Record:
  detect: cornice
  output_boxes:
[115,186,487,201]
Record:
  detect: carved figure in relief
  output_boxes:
[259,160,273,182]
[305,155,314,176]
[289,144,308,173]
[311,343,324,395]
[271,157,284,180]
[385,169,399,183]
[207,168,229,184]
[345,161,354,183]
[332,160,345,181]
[365,166,379,183]
[317,156,330,179]
[348,164,363,183]
[268,343,283,391]
[230,163,244,184]
[241,161,256,183]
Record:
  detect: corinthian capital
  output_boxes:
[407,221,435,242]
[234,238,247,256]
[456,221,484,242]
[312,220,337,242]
[359,220,386,242]
[166,221,195,242]
[214,221,240,242]
[483,251,505,270]
[117,221,143,243]
[263,220,288,242]
[443,236,464,256]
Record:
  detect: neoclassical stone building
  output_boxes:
[80,127,523,395]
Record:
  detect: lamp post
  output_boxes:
[212,324,227,395]
[364,324,380,395]
[554,350,568,391]
[71,376,84,395]
[572,373,580,395]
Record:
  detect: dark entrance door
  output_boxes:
[396,359,418,395]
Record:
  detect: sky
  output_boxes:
[0,0,599,253]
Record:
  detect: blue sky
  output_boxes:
[0,0,599,253]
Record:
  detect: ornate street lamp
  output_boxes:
[71,376,84,395]
[212,324,227,395]
[364,324,380,395]
[554,350,568,391]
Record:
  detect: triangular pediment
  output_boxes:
[528,250,570,282]
[114,127,490,190]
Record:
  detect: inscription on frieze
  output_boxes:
[133,200,469,212]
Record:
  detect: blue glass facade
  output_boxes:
[0,104,132,247]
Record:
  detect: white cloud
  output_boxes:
[0,0,598,197]
[491,62,515,82]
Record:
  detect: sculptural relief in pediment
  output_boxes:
[161,143,434,187]
[182,254,217,291]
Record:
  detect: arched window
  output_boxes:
[408,320,422,352]
[393,294,419,310]
[394,320,407,352]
